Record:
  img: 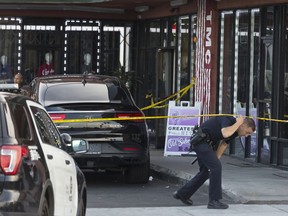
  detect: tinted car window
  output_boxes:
[108,84,131,104]
[0,104,2,137]
[10,103,31,139]
[31,106,61,147]
[2,103,14,137]
[44,83,109,103]
[2,100,31,139]
[41,82,133,106]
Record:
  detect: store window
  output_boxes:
[279,6,288,165]
[149,20,161,48]
[171,18,177,47]
[282,7,288,140]
[258,6,274,164]
[23,19,63,82]
[219,9,260,158]
[219,11,234,114]
[178,16,189,98]
[177,15,196,102]
[64,19,100,74]
[102,23,132,76]
[0,17,21,83]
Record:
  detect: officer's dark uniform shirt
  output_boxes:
[201,116,239,148]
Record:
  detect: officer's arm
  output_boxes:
[221,116,244,138]
[216,140,228,159]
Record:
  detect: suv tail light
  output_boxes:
[49,113,66,121]
[122,147,140,151]
[115,113,144,122]
[0,145,28,175]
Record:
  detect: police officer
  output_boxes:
[173,115,256,209]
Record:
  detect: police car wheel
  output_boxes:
[78,196,85,216]
[40,197,50,216]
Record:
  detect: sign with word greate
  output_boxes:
[164,101,201,156]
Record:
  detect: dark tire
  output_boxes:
[77,195,86,216]
[125,160,150,184]
[40,197,50,216]
[155,135,165,149]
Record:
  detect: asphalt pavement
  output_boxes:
[87,147,288,215]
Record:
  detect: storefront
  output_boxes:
[217,3,288,167]
[0,0,287,167]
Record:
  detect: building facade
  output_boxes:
[0,0,287,168]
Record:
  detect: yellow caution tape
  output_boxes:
[53,113,288,124]
[141,78,195,111]
[51,77,288,124]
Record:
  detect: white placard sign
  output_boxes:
[164,101,201,156]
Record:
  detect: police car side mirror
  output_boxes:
[71,139,89,153]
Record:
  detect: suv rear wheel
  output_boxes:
[125,159,150,184]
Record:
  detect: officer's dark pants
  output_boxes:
[177,142,222,201]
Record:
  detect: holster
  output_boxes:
[189,127,209,151]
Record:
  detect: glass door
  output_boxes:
[154,48,174,149]
[258,37,273,163]
[257,7,274,163]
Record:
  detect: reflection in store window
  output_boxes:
[65,19,100,74]
[0,17,21,83]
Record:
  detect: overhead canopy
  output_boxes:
[0,0,111,2]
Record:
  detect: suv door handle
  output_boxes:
[65,160,70,165]
[47,154,53,160]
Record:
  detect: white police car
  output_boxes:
[0,84,87,215]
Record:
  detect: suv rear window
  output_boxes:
[43,82,132,105]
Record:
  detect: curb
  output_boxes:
[150,163,288,205]
[150,163,210,195]
[150,163,242,203]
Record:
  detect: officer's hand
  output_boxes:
[236,115,245,125]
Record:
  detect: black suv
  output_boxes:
[0,84,87,215]
[29,74,150,184]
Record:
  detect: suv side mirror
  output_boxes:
[71,139,88,153]
[61,133,72,145]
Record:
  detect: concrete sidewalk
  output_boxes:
[150,148,288,204]
[87,204,288,216]
[86,148,288,216]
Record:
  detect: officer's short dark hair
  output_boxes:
[244,118,256,131]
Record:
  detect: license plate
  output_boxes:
[89,143,101,152]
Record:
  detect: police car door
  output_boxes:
[27,100,78,216]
